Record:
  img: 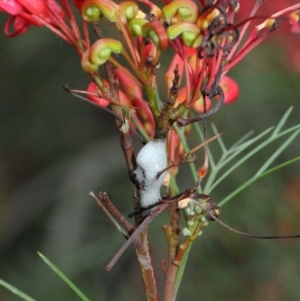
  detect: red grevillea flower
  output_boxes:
[87,82,110,107]
[114,69,155,136]
[0,0,44,15]
[0,0,44,36]
[219,76,239,105]
[237,0,300,71]
[0,0,64,37]
[175,87,212,113]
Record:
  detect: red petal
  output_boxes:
[87,82,110,107]
[193,97,211,113]
[220,76,239,104]
[16,0,45,14]
[4,15,30,37]
[0,0,23,15]
[40,0,65,26]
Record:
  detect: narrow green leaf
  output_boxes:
[173,243,192,299]
[259,156,300,178]
[174,124,199,183]
[194,121,216,168]
[0,278,36,301]
[206,124,299,193]
[278,124,300,137]
[277,123,300,137]
[218,155,300,207]
[211,123,227,154]
[255,129,300,176]
[228,130,254,150]
[271,106,293,137]
[220,127,273,167]
[170,174,180,195]
[204,127,273,195]
[38,252,90,301]
[121,108,151,142]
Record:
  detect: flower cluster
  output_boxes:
[1,0,300,175]
[2,3,300,297]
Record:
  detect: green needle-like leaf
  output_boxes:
[271,106,293,137]
[204,127,273,193]
[219,127,273,167]
[194,121,216,168]
[173,244,192,300]
[218,155,300,207]
[174,124,198,183]
[211,123,227,154]
[255,129,300,176]
[0,278,36,301]
[206,124,300,194]
[228,130,254,150]
[38,252,90,301]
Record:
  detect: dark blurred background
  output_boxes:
[1,9,300,301]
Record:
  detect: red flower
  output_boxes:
[0,0,43,36]
[220,76,239,105]
[87,82,110,107]
[0,0,64,37]
[237,1,300,71]
[0,0,44,15]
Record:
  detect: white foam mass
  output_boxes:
[134,139,167,207]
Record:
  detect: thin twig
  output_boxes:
[63,85,146,144]
[100,192,133,232]
[89,192,128,238]
[188,133,223,155]
[210,214,300,239]
[106,203,168,271]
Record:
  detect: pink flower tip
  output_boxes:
[220,76,239,104]
[87,82,110,107]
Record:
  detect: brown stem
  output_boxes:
[104,49,159,300]
[163,203,181,301]
[135,229,160,301]
[99,192,133,232]
[107,204,168,270]
[90,192,129,238]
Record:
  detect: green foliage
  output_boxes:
[37,252,90,301]
[0,279,36,301]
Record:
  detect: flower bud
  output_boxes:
[142,21,168,50]
[162,0,199,23]
[167,22,201,47]
[119,1,139,21]
[129,18,148,37]
[81,0,119,22]
[182,228,191,236]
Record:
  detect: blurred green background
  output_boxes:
[1,10,300,301]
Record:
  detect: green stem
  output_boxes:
[173,243,192,299]
[174,124,198,184]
